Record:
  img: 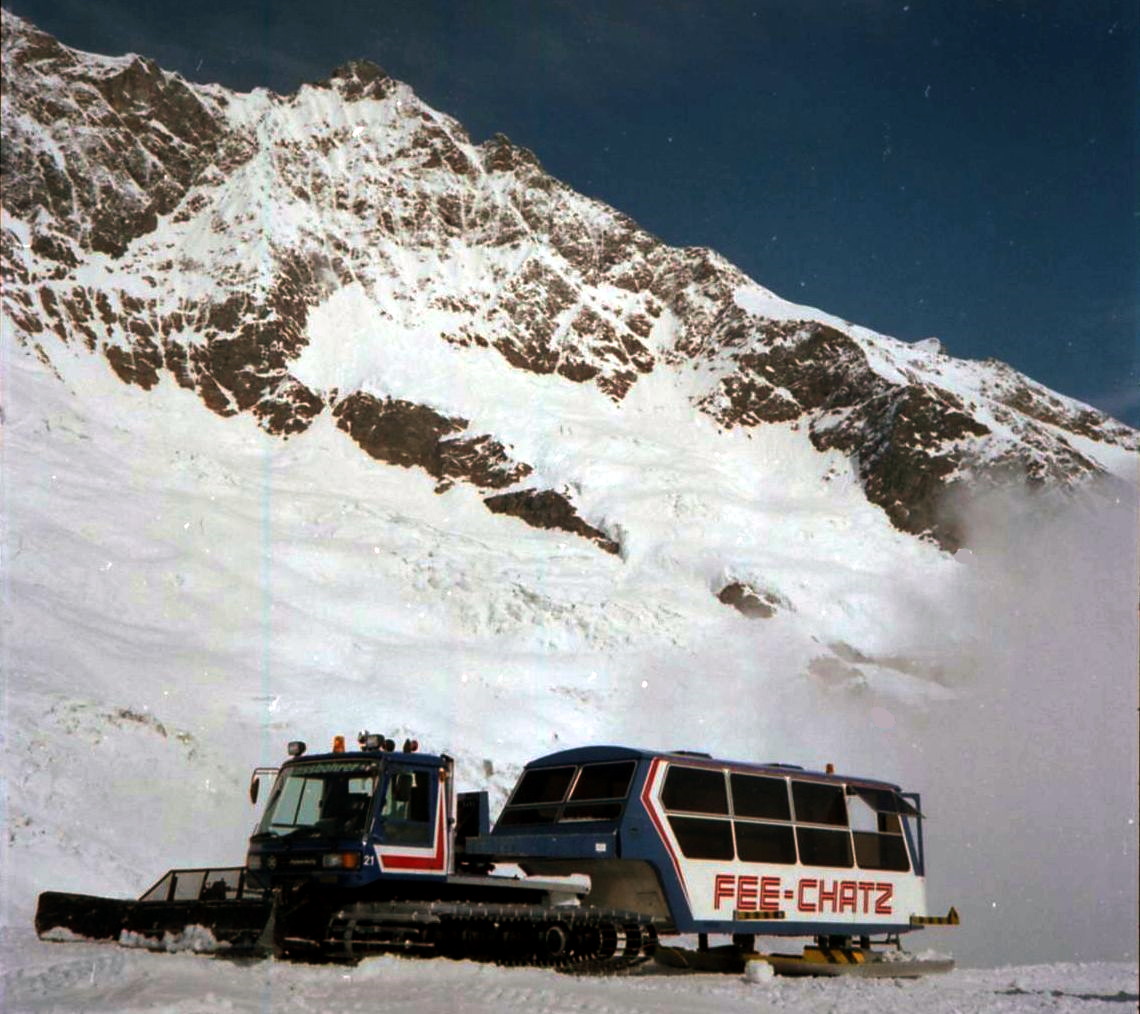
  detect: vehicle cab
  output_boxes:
[246,734,452,892]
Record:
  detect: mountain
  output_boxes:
[2,10,1134,558]
[1,9,1137,971]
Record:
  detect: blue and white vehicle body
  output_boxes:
[36,736,955,970]
[469,745,938,940]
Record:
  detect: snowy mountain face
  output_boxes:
[2,10,1134,556]
[2,8,1138,975]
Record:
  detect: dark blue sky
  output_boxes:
[10,0,1138,426]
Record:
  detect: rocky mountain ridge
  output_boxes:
[2,8,1135,556]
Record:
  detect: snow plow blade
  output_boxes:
[35,868,274,954]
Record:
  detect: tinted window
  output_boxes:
[510,766,575,805]
[271,776,323,829]
[796,827,853,867]
[849,790,904,835]
[570,761,636,801]
[853,831,910,871]
[735,822,797,864]
[662,766,728,814]
[846,787,911,871]
[731,774,791,820]
[668,816,735,860]
[498,762,631,828]
[380,769,432,845]
[792,781,848,826]
[259,761,380,837]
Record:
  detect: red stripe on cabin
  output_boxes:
[640,757,688,899]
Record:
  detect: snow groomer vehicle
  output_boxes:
[36,734,958,975]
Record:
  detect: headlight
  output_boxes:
[246,854,263,870]
[321,852,362,870]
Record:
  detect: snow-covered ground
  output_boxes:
[2,303,1137,1008]
[2,929,1136,1013]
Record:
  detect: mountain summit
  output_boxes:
[2,9,1133,558]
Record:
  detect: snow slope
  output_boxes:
[2,322,957,889]
[4,311,1137,977]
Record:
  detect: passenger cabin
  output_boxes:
[467,746,929,937]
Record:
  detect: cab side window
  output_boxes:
[380,769,433,845]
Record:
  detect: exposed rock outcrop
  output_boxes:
[2,9,1134,555]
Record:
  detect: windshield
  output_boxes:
[256,760,380,839]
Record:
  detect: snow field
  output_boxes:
[2,931,1136,1014]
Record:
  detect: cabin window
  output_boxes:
[509,766,576,806]
[853,832,910,871]
[661,766,728,814]
[878,812,902,834]
[569,761,636,802]
[498,760,635,827]
[734,821,797,864]
[730,774,791,821]
[847,788,912,872]
[791,781,848,826]
[796,827,854,867]
[668,816,735,860]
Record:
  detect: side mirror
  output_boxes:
[249,766,279,806]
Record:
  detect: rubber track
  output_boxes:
[323,901,658,973]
